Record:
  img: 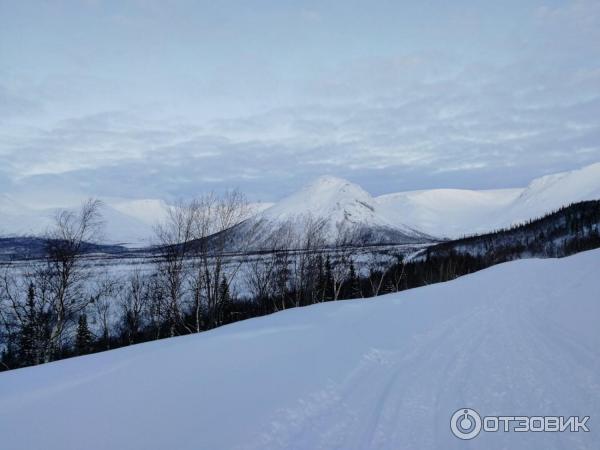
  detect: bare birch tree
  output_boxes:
[41,199,104,361]
[154,200,198,336]
[189,190,254,330]
[244,220,295,312]
[330,224,360,300]
[119,268,150,345]
[288,215,327,307]
[366,250,390,297]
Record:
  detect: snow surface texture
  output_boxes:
[1,249,598,450]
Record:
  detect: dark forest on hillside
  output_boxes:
[2,200,599,372]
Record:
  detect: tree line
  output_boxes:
[0,193,416,370]
[1,198,599,371]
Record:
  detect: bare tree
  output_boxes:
[288,215,327,307]
[119,268,149,345]
[387,253,406,292]
[189,190,255,330]
[154,200,198,336]
[41,199,104,361]
[146,274,166,340]
[90,275,118,350]
[366,250,390,297]
[244,220,295,312]
[0,199,104,366]
[153,190,255,334]
[244,254,276,310]
[330,224,360,300]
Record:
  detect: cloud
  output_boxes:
[4,78,599,200]
[0,84,43,122]
[1,0,599,201]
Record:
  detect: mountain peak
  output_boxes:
[302,175,363,193]
[308,175,353,186]
[256,175,432,244]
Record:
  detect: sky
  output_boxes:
[1,0,599,202]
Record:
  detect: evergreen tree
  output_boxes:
[315,254,325,301]
[19,283,38,366]
[0,343,18,372]
[219,276,230,304]
[219,276,231,324]
[324,255,334,300]
[75,314,93,356]
[347,260,362,299]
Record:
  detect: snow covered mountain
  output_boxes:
[251,176,434,245]
[0,198,158,247]
[248,163,600,245]
[499,162,600,228]
[1,163,599,245]
[1,249,598,450]
[377,188,522,238]
[109,198,170,227]
[377,162,600,238]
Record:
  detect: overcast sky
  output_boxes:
[1,0,599,202]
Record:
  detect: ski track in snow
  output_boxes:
[0,251,599,450]
[238,253,600,450]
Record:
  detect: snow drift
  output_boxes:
[1,249,598,450]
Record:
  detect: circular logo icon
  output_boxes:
[450,408,482,440]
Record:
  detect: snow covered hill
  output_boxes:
[1,249,598,450]
[246,163,600,244]
[500,162,600,228]
[0,195,157,246]
[109,198,170,227]
[377,162,600,238]
[1,163,599,245]
[0,194,273,248]
[377,188,523,238]
[253,176,434,245]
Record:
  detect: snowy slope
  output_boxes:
[0,195,167,246]
[256,176,433,244]
[0,194,274,247]
[377,162,600,238]
[499,162,600,227]
[109,198,170,226]
[0,199,156,246]
[377,188,522,238]
[1,250,598,450]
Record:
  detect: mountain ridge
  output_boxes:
[253,175,434,245]
[1,163,599,244]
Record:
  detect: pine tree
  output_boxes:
[348,260,362,299]
[219,276,230,304]
[324,255,334,301]
[75,314,93,356]
[219,276,231,325]
[315,254,325,301]
[19,283,38,367]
